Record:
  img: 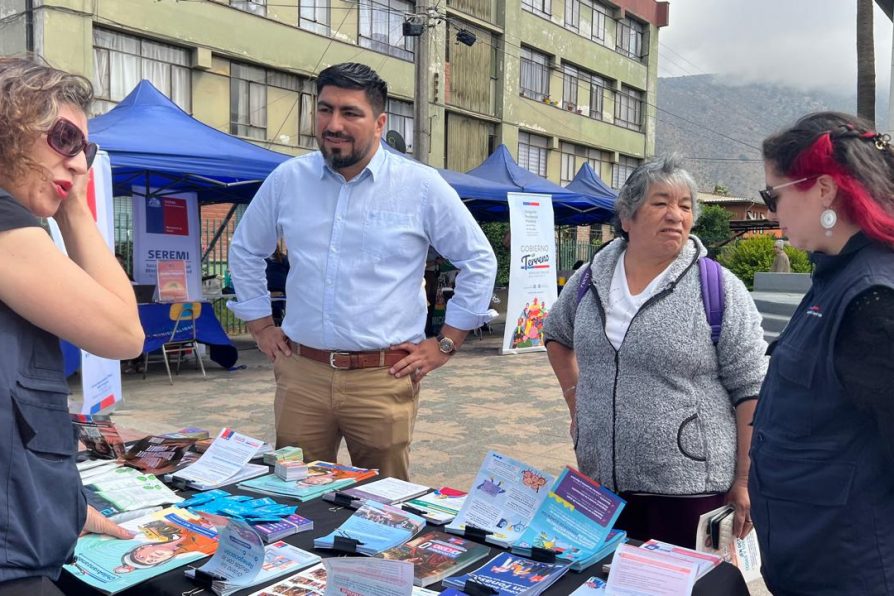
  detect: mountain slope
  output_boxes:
[655,75,888,197]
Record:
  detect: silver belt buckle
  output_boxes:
[329,351,351,369]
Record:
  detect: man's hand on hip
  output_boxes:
[389,338,450,381]
[247,316,291,361]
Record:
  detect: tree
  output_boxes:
[857,0,876,124]
[692,204,732,258]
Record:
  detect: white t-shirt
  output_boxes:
[604,250,672,350]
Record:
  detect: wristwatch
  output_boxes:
[436,334,456,355]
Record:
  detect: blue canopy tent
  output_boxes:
[466,145,614,224]
[380,141,518,214]
[89,80,291,206]
[564,162,618,216]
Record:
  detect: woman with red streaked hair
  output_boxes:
[750,111,894,594]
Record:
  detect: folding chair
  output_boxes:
[143,302,206,384]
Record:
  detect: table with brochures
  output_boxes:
[58,467,750,596]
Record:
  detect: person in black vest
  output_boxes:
[751,111,894,594]
[0,56,144,594]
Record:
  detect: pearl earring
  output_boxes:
[820,208,837,237]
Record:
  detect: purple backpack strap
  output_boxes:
[698,257,724,345]
[576,265,592,305]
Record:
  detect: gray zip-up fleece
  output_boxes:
[543,236,767,494]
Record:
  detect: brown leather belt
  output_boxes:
[294,343,409,370]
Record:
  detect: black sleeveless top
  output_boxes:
[0,189,86,581]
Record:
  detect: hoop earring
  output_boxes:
[820,208,837,237]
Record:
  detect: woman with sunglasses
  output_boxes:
[750,111,894,594]
[0,57,144,593]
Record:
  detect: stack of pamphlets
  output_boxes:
[253,514,313,543]
[511,467,626,571]
[84,466,182,518]
[263,445,303,465]
[122,435,198,475]
[314,501,426,555]
[377,530,492,587]
[274,459,308,481]
[169,428,267,490]
[638,540,722,579]
[605,542,722,595]
[238,461,377,501]
[245,562,439,596]
[63,507,220,594]
[184,519,320,596]
[161,427,210,440]
[446,451,556,548]
[71,414,127,459]
[323,477,430,508]
[78,459,123,483]
[442,551,570,595]
[400,487,467,525]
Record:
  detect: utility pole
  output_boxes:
[412,0,431,164]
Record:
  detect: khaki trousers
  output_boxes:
[273,353,420,480]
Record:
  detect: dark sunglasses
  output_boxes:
[46,118,98,169]
[759,176,817,213]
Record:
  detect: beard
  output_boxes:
[319,133,371,171]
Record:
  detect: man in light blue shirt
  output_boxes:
[227,63,497,480]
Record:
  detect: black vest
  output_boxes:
[749,233,894,595]
[0,230,86,581]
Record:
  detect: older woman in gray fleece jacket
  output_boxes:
[543,155,767,549]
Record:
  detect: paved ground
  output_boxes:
[68,324,768,594]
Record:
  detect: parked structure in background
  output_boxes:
[0,0,666,187]
[697,190,778,240]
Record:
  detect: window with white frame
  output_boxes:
[562,65,580,110]
[520,47,550,101]
[615,85,644,131]
[230,62,267,140]
[522,0,551,17]
[564,0,608,43]
[92,28,191,115]
[300,0,329,35]
[230,65,316,146]
[560,141,611,185]
[612,155,641,188]
[386,98,414,153]
[518,131,549,177]
[359,0,416,61]
[230,0,266,16]
[589,74,607,120]
[616,17,644,59]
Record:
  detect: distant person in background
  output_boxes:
[0,56,143,594]
[751,111,894,593]
[770,239,791,272]
[544,155,767,548]
[265,245,289,326]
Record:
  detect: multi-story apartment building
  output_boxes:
[0,0,667,189]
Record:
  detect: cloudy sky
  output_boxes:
[658,0,894,96]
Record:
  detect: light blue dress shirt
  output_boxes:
[227,145,497,351]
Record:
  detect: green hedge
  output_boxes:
[718,234,812,290]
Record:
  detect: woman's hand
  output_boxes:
[725,478,753,539]
[81,506,136,539]
[54,169,92,226]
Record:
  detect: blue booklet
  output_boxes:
[313,501,426,556]
[511,467,625,570]
[446,451,556,548]
[443,551,570,595]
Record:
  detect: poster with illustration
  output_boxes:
[64,507,220,594]
[501,193,557,354]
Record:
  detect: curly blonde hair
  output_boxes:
[0,55,94,182]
